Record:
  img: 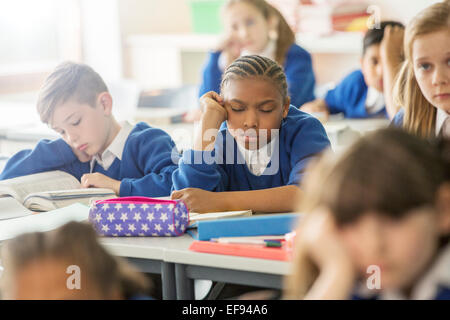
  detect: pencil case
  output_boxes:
[88,197,189,237]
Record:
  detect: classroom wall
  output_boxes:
[370,0,441,23]
[118,0,192,35]
[118,0,442,89]
[118,0,441,36]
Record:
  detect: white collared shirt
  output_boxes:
[365,87,385,114]
[89,121,133,172]
[353,243,450,300]
[435,108,450,138]
[236,134,278,176]
[218,39,277,71]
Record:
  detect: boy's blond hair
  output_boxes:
[393,0,450,138]
[37,62,108,124]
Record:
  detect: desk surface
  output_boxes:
[100,234,291,276]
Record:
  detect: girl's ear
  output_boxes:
[283,97,290,118]
[437,182,450,236]
[97,92,113,116]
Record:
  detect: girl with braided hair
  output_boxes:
[172,55,330,213]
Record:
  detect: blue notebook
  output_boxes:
[187,213,303,241]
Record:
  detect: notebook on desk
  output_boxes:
[189,240,292,261]
[189,209,252,226]
[187,213,303,241]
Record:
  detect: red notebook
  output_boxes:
[189,240,292,261]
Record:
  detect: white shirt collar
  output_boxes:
[354,243,450,300]
[435,108,450,137]
[89,121,133,172]
[236,133,279,176]
[365,87,385,114]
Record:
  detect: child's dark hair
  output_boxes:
[301,128,450,226]
[363,20,405,55]
[220,55,288,102]
[37,61,108,124]
[0,221,151,299]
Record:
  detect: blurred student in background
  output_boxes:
[186,0,315,121]
[392,0,450,139]
[0,222,152,300]
[284,128,450,300]
[300,21,404,120]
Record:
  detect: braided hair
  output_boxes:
[220,55,288,103]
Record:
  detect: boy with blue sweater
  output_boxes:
[300,21,404,120]
[0,62,179,197]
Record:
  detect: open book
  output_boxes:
[188,210,253,227]
[0,170,116,219]
[154,196,253,226]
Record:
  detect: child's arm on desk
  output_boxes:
[300,99,330,121]
[0,139,87,180]
[171,185,300,213]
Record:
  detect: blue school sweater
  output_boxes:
[198,44,316,108]
[172,106,330,192]
[391,108,405,126]
[0,122,180,197]
[324,70,388,119]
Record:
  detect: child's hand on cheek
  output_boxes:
[171,188,222,213]
[217,34,242,67]
[200,91,227,122]
[294,208,356,299]
[81,173,121,195]
[196,92,228,151]
[300,209,351,266]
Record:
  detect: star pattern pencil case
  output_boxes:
[88,197,189,237]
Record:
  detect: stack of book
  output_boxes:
[298,0,370,35]
[188,213,302,261]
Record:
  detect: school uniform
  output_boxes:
[0,121,180,197]
[198,43,316,108]
[392,108,450,138]
[172,106,330,191]
[351,243,450,300]
[324,70,388,119]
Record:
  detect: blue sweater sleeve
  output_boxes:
[286,117,331,186]
[285,45,316,107]
[171,148,229,192]
[0,138,80,180]
[119,128,180,197]
[198,51,223,97]
[324,70,366,115]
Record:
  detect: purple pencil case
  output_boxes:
[88,197,189,237]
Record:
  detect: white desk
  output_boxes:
[324,117,390,152]
[99,235,196,300]
[100,234,290,300]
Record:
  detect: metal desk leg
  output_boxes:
[161,262,176,300]
[175,264,194,300]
